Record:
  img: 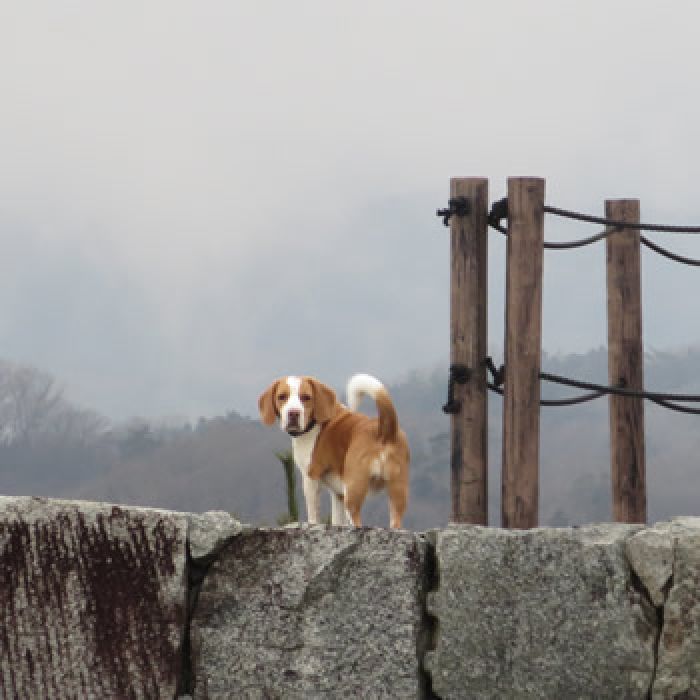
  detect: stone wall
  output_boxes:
[1,495,698,699]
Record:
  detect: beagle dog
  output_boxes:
[258,373,409,528]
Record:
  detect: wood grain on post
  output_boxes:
[606,199,647,523]
[448,177,489,524]
[502,177,545,529]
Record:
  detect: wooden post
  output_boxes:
[606,199,647,523]
[448,177,489,524]
[502,177,545,529]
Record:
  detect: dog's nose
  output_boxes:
[287,409,301,422]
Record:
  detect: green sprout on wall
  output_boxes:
[276,450,299,525]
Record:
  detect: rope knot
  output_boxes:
[436,196,471,227]
[487,197,509,230]
[442,363,471,414]
[484,357,505,388]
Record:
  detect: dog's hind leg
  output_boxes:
[387,479,407,529]
[343,475,370,527]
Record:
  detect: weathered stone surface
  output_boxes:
[652,517,700,700]
[0,495,187,699]
[425,524,656,700]
[2,494,699,699]
[186,510,244,562]
[190,525,430,699]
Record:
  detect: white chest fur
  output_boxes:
[291,425,321,475]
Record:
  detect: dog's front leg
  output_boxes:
[301,473,322,524]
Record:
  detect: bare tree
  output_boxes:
[0,361,106,446]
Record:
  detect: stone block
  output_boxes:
[0,496,187,698]
[190,525,430,699]
[426,524,656,700]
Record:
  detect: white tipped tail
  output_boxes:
[346,373,384,411]
[346,373,398,443]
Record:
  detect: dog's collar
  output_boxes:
[288,420,317,438]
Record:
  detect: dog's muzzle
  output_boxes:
[287,419,317,437]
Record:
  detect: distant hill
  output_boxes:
[1,349,699,529]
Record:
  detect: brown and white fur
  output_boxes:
[258,374,409,528]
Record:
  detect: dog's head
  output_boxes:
[258,376,338,436]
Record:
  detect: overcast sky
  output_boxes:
[2,2,700,420]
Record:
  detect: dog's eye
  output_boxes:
[300,394,312,402]
[277,393,288,402]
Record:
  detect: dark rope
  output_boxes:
[484,357,504,387]
[489,199,622,248]
[540,388,610,407]
[641,235,700,266]
[544,231,700,261]
[487,382,608,406]
[486,356,700,413]
[647,397,700,415]
[540,371,700,401]
[488,199,700,258]
[544,205,700,233]
[543,229,616,249]
[485,357,606,406]
[543,229,700,257]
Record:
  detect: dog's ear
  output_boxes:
[307,378,338,424]
[258,380,281,425]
